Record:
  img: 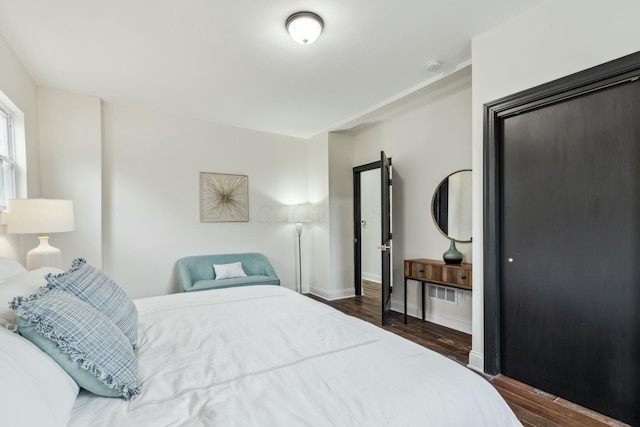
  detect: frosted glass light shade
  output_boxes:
[286,12,323,45]
[7,199,75,234]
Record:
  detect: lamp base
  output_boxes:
[26,236,63,270]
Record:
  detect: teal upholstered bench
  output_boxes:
[176,253,280,292]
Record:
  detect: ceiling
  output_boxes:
[0,0,540,139]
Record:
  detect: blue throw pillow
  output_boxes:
[45,258,137,350]
[11,288,140,400]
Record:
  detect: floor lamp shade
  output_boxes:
[288,204,312,235]
[7,199,75,270]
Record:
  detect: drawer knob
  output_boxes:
[461,275,466,279]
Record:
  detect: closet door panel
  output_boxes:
[500,79,640,424]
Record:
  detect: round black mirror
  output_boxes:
[431,169,472,243]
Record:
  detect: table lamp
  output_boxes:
[7,199,75,270]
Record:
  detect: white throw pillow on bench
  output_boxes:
[213,262,247,280]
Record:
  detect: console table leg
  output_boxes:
[404,278,408,324]
[422,281,426,321]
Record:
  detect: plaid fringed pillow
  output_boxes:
[45,258,138,350]
[11,288,140,400]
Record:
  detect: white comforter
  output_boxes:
[69,286,520,426]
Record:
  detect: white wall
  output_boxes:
[5,79,311,299]
[469,0,640,372]
[307,132,330,297]
[0,30,312,294]
[307,132,358,300]
[351,67,473,333]
[101,103,308,299]
[38,88,102,268]
[327,133,355,298]
[0,32,40,261]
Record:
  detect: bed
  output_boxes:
[0,258,521,426]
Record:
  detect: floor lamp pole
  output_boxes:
[296,222,303,294]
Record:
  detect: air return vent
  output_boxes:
[429,284,456,304]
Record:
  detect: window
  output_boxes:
[0,100,15,209]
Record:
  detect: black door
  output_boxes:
[499,78,640,425]
[380,151,392,325]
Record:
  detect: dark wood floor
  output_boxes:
[308,281,629,427]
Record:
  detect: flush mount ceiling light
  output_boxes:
[286,11,324,45]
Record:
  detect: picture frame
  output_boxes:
[199,172,249,222]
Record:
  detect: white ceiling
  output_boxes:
[0,0,540,138]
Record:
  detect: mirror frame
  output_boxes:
[431,169,472,243]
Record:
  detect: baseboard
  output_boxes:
[308,286,355,301]
[390,299,472,334]
[467,350,484,373]
[362,272,381,283]
[390,299,408,316]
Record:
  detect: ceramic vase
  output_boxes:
[443,238,463,264]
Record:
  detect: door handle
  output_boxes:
[377,244,392,251]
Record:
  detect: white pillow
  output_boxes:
[213,262,247,280]
[0,326,79,427]
[0,257,26,279]
[0,267,64,322]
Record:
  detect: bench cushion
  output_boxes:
[191,275,281,291]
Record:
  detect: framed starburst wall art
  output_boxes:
[199,172,249,222]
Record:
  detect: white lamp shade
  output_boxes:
[286,12,323,45]
[7,199,75,234]
[288,204,313,224]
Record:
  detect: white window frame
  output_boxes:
[0,99,16,210]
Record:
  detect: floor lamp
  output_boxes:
[7,199,75,270]
[288,204,312,293]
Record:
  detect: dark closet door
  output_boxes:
[500,79,640,424]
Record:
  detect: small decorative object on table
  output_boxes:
[443,238,463,264]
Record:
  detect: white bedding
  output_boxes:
[69,286,520,426]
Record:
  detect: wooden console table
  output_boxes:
[403,259,472,324]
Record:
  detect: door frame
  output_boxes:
[483,51,640,375]
[353,160,382,296]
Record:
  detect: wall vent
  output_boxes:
[429,284,456,304]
